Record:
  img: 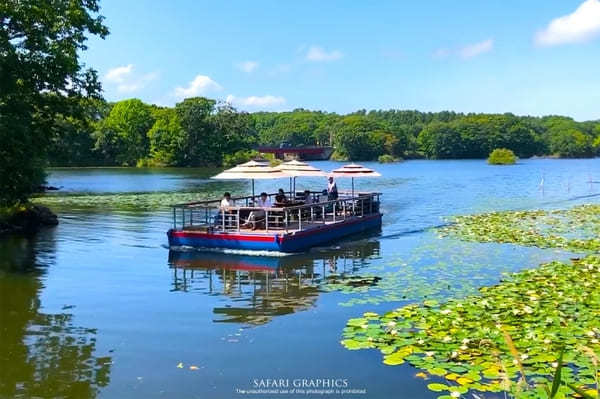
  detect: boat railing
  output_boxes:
[171,191,381,233]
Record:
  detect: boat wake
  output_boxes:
[166,245,293,257]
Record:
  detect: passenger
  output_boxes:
[220,192,232,208]
[275,188,288,204]
[327,176,338,200]
[303,190,314,204]
[244,192,272,230]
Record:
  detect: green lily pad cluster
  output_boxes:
[342,255,600,398]
[33,191,214,211]
[438,205,600,252]
[322,238,570,307]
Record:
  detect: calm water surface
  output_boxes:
[1,159,599,398]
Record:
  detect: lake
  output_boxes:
[1,159,599,398]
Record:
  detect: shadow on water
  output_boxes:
[0,232,112,399]
[167,239,380,325]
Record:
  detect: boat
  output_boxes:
[166,161,383,253]
[257,143,334,161]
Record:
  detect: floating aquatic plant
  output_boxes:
[341,255,600,398]
[438,205,600,253]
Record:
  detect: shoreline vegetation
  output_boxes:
[47,99,600,171]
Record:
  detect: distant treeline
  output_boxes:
[48,97,600,167]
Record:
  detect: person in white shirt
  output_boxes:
[220,192,232,208]
[244,192,271,230]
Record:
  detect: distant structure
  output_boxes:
[257,142,334,161]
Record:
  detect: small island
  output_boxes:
[487,148,518,165]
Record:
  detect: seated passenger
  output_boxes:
[220,192,233,208]
[303,190,314,204]
[244,192,272,230]
[275,188,288,204]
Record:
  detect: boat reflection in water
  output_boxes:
[168,239,380,325]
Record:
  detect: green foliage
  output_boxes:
[488,148,517,165]
[44,101,600,170]
[378,154,399,163]
[95,99,154,166]
[549,129,594,158]
[147,107,185,166]
[0,0,108,206]
[223,150,260,167]
[332,115,387,161]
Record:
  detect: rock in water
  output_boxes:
[0,205,58,236]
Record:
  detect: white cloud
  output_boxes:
[305,45,343,62]
[459,39,494,59]
[236,61,259,73]
[432,48,451,59]
[173,75,222,99]
[105,64,133,83]
[226,94,286,109]
[536,0,600,46]
[104,65,157,93]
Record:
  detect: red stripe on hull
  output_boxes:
[170,231,277,242]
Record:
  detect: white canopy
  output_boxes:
[276,160,327,194]
[330,163,381,197]
[276,160,327,177]
[211,160,287,197]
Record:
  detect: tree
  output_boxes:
[47,98,110,166]
[549,129,594,158]
[332,115,384,160]
[147,107,185,166]
[418,122,464,159]
[0,0,108,205]
[175,97,219,166]
[94,99,154,166]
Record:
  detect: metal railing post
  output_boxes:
[266,210,269,232]
[222,209,225,231]
[285,209,289,232]
[298,208,302,230]
[333,202,336,222]
[173,207,176,229]
[237,209,240,231]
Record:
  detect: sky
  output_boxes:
[83,0,600,121]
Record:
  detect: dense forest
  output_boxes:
[48,97,600,168]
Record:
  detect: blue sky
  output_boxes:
[84,0,600,120]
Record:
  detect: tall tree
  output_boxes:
[95,99,154,166]
[0,0,108,205]
[175,97,218,166]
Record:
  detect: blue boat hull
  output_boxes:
[168,213,382,253]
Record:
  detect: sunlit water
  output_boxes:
[1,159,599,398]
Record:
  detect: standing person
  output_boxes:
[327,176,338,200]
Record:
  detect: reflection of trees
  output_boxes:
[168,239,380,325]
[0,233,111,398]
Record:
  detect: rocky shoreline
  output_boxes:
[0,205,58,236]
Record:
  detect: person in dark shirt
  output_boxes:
[275,188,288,204]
